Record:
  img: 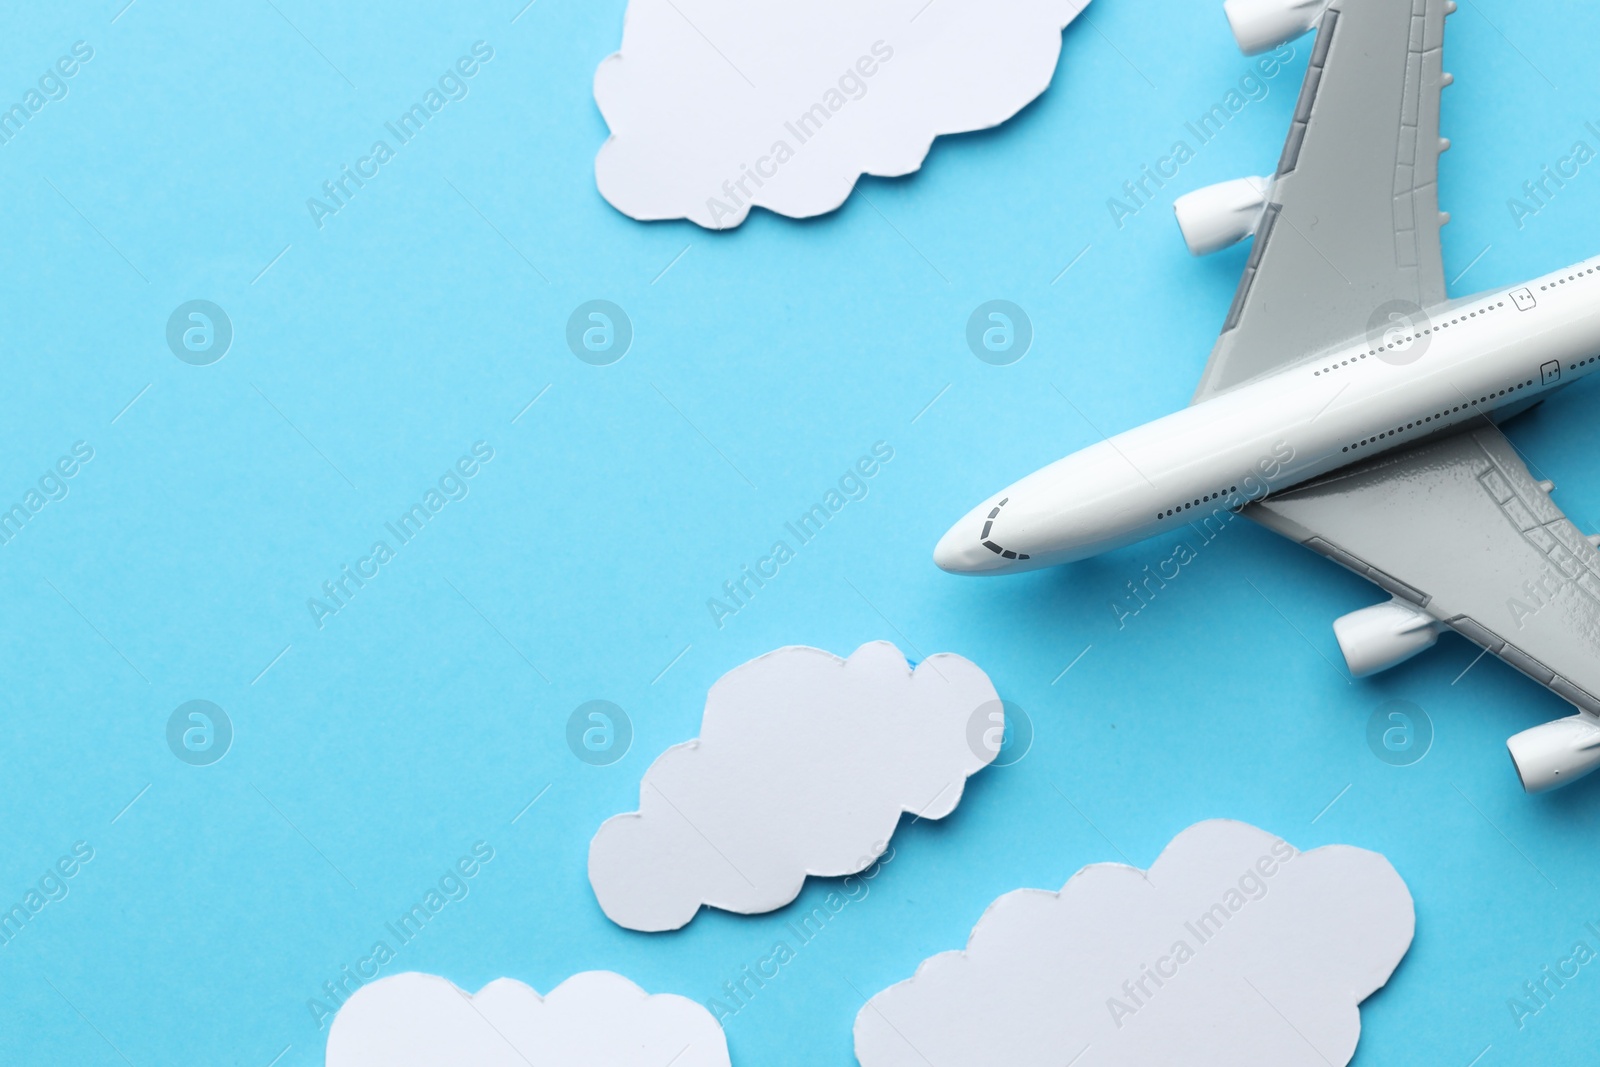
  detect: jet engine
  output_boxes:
[1172,176,1272,257]
[1332,599,1444,678]
[1507,715,1600,793]
[1223,0,1331,55]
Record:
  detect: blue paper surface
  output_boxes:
[1,1,1597,1063]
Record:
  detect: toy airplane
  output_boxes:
[935,0,1600,793]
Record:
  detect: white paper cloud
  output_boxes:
[855,820,1414,1067]
[325,971,730,1067]
[593,0,1091,228]
[589,641,1001,932]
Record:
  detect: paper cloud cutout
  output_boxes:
[855,820,1414,1066]
[594,0,1092,228]
[325,971,730,1067]
[589,641,1001,931]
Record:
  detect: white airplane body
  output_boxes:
[937,260,1600,573]
[936,0,1600,794]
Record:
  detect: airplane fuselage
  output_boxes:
[936,255,1600,575]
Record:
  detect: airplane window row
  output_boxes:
[1541,264,1598,291]
[1543,265,1598,374]
[1148,266,1600,527]
[1341,379,1538,455]
[1314,301,1509,377]
[1157,486,1240,522]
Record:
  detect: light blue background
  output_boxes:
[2,0,1597,1063]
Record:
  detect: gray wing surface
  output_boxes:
[1246,425,1600,713]
[1194,0,1451,401]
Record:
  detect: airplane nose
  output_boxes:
[933,523,974,573]
[934,511,1007,574]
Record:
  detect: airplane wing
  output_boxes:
[1246,423,1600,715]
[1193,0,1451,401]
